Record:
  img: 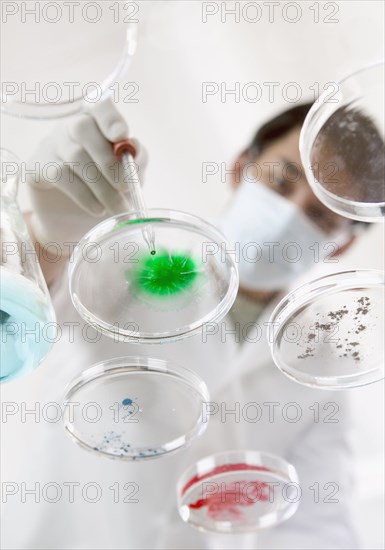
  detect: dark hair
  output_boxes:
[247,103,313,157]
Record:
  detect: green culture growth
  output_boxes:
[127,251,202,297]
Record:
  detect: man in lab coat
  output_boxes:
[1,99,363,549]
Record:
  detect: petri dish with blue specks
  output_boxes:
[63,356,210,460]
[177,451,299,533]
[269,270,385,389]
[69,209,239,343]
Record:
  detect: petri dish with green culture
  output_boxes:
[69,209,239,343]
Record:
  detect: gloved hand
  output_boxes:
[27,97,147,249]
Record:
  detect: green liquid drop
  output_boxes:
[128,251,201,297]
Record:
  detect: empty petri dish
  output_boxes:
[269,270,385,389]
[69,209,239,343]
[177,451,299,533]
[63,356,209,460]
[300,62,385,222]
[1,1,137,118]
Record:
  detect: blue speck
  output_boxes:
[122,398,133,406]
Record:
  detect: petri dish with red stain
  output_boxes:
[177,451,299,534]
[269,270,385,389]
[63,356,209,460]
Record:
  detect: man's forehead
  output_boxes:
[259,127,303,160]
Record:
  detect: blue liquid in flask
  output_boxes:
[0,267,55,382]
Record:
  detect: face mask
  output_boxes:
[218,179,332,291]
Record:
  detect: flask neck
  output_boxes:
[1,149,20,203]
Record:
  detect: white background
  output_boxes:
[1,1,384,547]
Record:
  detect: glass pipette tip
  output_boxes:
[113,140,156,255]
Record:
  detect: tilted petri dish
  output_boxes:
[63,356,209,460]
[300,62,385,222]
[68,209,239,343]
[269,270,385,389]
[177,450,299,533]
[1,1,137,119]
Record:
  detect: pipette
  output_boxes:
[113,139,156,255]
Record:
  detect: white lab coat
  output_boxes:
[0,266,359,549]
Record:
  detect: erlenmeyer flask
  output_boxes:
[0,149,56,382]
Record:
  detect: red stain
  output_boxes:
[181,463,275,496]
[190,480,271,521]
[182,463,285,523]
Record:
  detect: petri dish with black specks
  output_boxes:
[300,62,385,223]
[69,209,239,343]
[63,356,209,460]
[177,451,299,533]
[269,270,384,389]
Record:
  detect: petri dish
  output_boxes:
[1,1,137,119]
[69,209,239,343]
[63,356,209,460]
[300,62,385,222]
[269,270,385,389]
[177,451,299,533]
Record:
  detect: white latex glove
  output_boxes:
[27,97,147,248]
